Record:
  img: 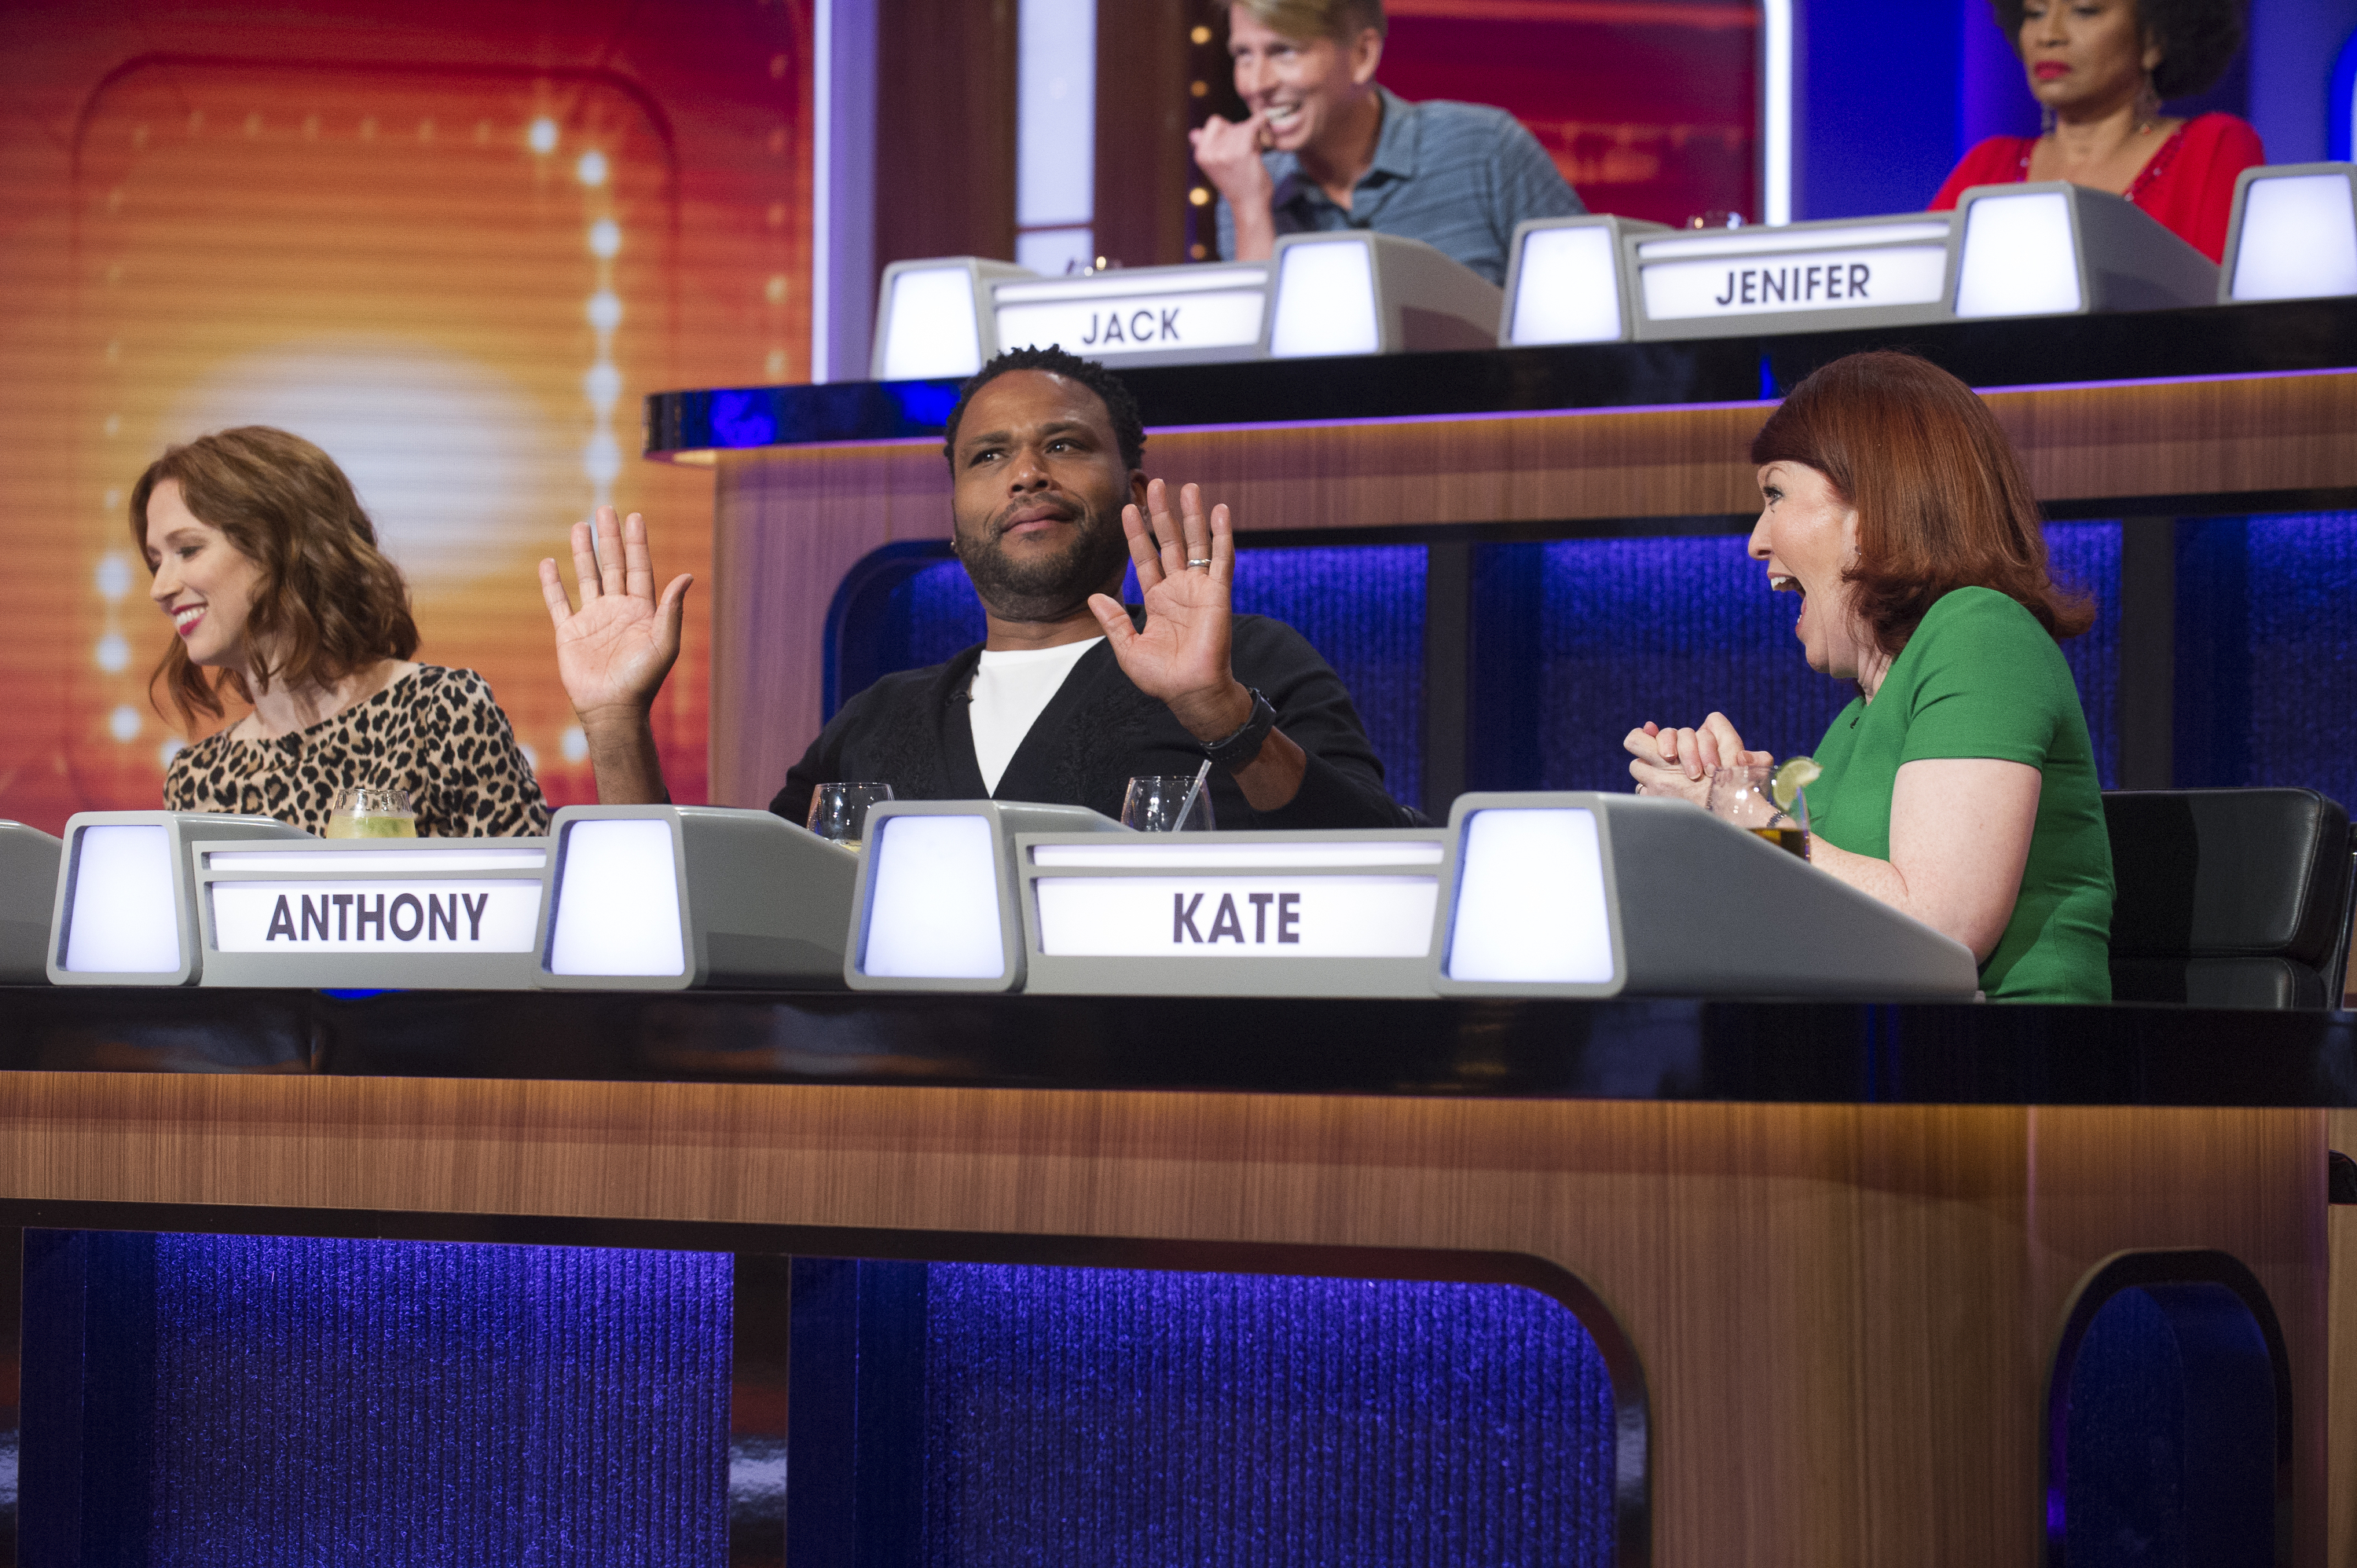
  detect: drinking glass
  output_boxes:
[1120,775,1215,833]
[1706,764,1809,859]
[325,785,417,840]
[807,782,894,848]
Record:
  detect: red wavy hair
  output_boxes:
[130,427,420,728]
[1751,351,2095,655]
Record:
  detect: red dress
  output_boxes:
[1930,112,2266,263]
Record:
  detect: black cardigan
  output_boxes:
[768,611,1419,830]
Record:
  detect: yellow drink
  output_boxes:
[326,811,417,839]
[1750,826,1808,859]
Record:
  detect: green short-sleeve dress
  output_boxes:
[1807,586,2114,1002]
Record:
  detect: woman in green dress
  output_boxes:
[1625,351,2115,1002]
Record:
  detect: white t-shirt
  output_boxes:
[967,639,1103,794]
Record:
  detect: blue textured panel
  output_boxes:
[834,547,1426,806]
[1229,546,1425,808]
[2046,522,2122,788]
[1472,529,2121,792]
[23,1232,731,1566]
[2178,511,2357,808]
[2063,1287,2187,1566]
[916,1265,1615,1568]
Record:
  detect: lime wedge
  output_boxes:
[1771,756,1821,811]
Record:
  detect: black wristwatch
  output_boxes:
[1199,687,1278,771]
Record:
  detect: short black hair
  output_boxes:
[941,345,1148,473]
[1988,0,2244,100]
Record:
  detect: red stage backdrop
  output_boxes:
[1381,0,1759,229]
[0,0,813,833]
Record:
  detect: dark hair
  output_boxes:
[942,346,1148,473]
[1750,352,2095,657]
[1988,0,2244,100]
[130,426,420,727]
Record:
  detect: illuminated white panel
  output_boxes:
[1031,842,1442,869]
[1269,240,1380,358]
[1444,808,1615,984]
[1017,0,1094,229]
[1761,0,1792,225]
[1034,876,1437,958]
[998,288,1266,357]
[879,266,984,381]
[1508,225,1623,345]
[1641,245,1947,321]
[214,881,544,954]
[1954,192,2082,317]
[2229,174,2357,302]
[62,824,182,974]
[207,848,545,872]
[548,819,685,976]
[861,815,1005,980]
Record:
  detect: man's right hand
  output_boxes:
[1188,112,1277,259]
[538,505,691,804]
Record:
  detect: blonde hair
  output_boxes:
[1220,0,1387,43]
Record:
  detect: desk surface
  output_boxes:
[647,298,2357,456]
[5,987,2352,1107]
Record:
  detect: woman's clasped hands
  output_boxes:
[1623,713,1772,804]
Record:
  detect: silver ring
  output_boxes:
[1186,558,1213,570]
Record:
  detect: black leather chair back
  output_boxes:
[2104,789,2355,1009]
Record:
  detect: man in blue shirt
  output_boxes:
[1190,0,1584,286]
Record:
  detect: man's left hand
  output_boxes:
[1088,478,1253,742]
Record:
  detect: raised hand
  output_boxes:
[538,506,693,727]
[1087,478,1253,744]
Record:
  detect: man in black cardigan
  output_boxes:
[544,345,1416,830]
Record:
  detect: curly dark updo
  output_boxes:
[1989,0,2245,101]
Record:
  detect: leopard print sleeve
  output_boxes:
[410,667,552,838]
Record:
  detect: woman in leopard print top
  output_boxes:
[137,427,549,838]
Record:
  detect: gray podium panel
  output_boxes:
[1268,230,1504,357]
[539,805,859,991]
[1952,181,2216,318]
[47,811,312,987]
[1016,829,1451,998]
[2220,162,2357,304]
[1428,793,1980,1001]
[0,821,63,985]
[847,800,1127,994]
[1500,214,1665,346]
[191,835,550,990]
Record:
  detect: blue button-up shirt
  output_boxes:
[1216,85,1584,285]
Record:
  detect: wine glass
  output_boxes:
[806,782,894,848]
[1120,774,1215,832]
[1706,764,1809,859]
[326,785,417,840]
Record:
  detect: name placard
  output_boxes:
[1034,874,1437,958]
[212,880,541,952]
[1017,833,1448,997]
[194,837,550,989]
[995,266,1269,362]
[1629,219,1955,339]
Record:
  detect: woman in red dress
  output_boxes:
[1932,0,2263,262]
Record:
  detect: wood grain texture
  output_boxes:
[1092,0,1195,270]
[709,444,951,808]
[874,0,1016,269]
[0,1071,2323,1566]
[706,370,2357,808]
